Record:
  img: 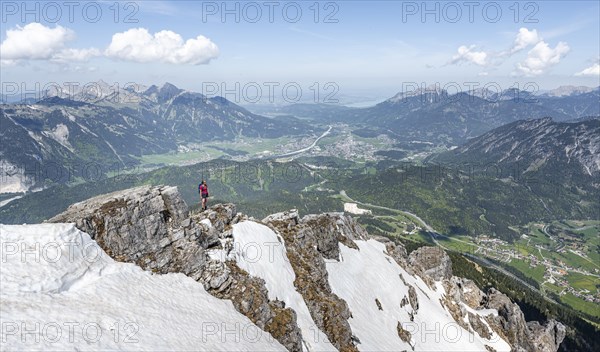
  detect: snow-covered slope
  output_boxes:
[225,216,524,352]
[0,223,284,351]
[326,239,510,351]
[232,221,336,351]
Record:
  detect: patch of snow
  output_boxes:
[61,109,98,137]
[0,161,31,193]
[103,139,125,165]
[44,124,74,152]
[326,239,511,351]
[0,223,285,351]
[344,203,372,215]
[27,131,44,144]
[232,221,335,351]
[0,178,29,193]
[0,195,23,207]
[460,302,507,348]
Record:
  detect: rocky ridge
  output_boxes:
[49,185,566,352]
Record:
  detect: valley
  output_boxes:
[136,124,395,169]
[1,86,598,352]
[3,3,599,350]
[337,190,600,319]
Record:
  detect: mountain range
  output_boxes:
[2,83,598,196]
[0,82,317,192]
[430,117,600,188]
[341,87,600,145]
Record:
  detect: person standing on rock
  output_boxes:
[199,180,209,211]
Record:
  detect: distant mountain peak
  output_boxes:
[542,85,597,97]
[155,82,183,101]
[143,84,159,95]
[95,79,110,88]
[388,86,445,103]
[160,82,181,93]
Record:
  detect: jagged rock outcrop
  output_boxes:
[527,320,566,352]
[408,285,419,313]
[484,288,535,350]
[483,288,566,352]
[377,237,410,270]
[203,261,303,352]
[49,185,205,279]
[396,322,412,344]
[49,185,303,351]
[383,243,565,352]
[453,277,485,309]
[433,270,566,352]
[408,246,453,281]
[469,312,492,340]
[294,211,367,260]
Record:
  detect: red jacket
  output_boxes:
[199,184,208,196]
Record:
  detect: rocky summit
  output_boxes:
[38,185,566,351]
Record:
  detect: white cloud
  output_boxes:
[510,28,541,53]
[450,45,488,66]
[66,65,98,73]
[515,41,570,76]
[0,23,99,64]
[0,59,17,66]
[575,63,600,76]
[52,48,102,63]
[0,23,73,60]
[448,28,539,68]
[447,27,570,75]
[1,24,218,66]
[105,28,219,65]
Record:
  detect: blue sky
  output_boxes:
[1,1,599,102]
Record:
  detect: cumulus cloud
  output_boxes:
[448,28,539,67]
[1,24,219,66]
[446,27,571,76]
[105,28,219,65]
[515,41,570,76]
[509,28,570,76]
[450,45,488,66]
[510,28,541,54]
[1,23,72,60]
[0,23,99,64]
[575,63,600,76]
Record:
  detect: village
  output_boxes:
[473,233,600,304]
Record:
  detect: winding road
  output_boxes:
[339,190,556,303]
[273,126,332,159]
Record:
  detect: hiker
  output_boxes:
[199,180,209,211]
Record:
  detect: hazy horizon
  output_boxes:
[1,1,599,104]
